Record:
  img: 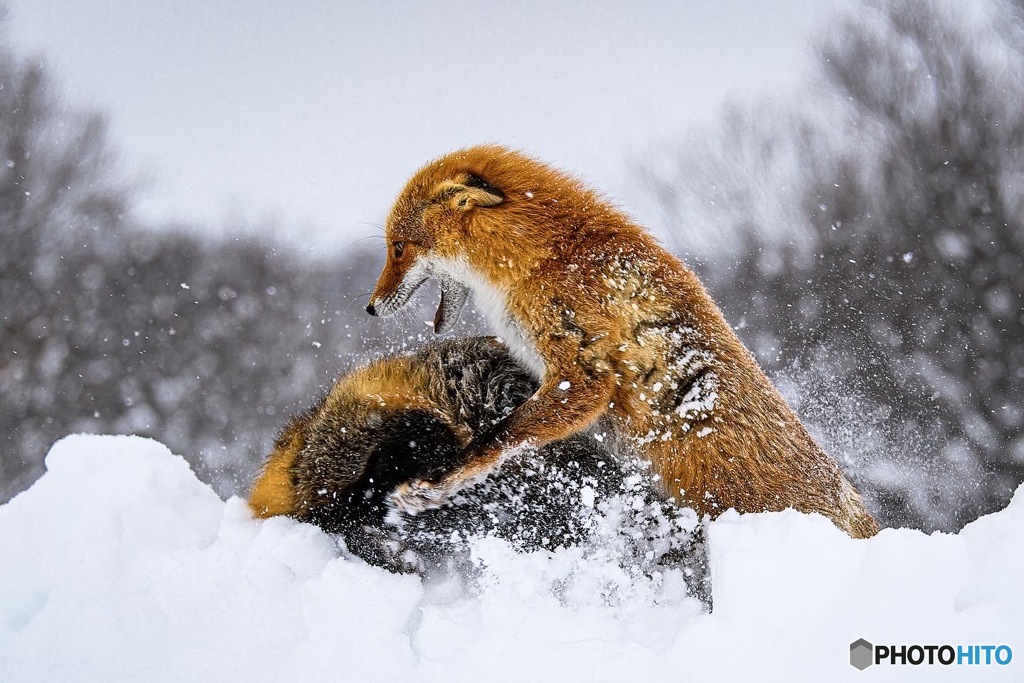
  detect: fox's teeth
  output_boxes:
[433,276,468,334]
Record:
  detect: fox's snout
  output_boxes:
[366,271,422,319]
[366,243,427,319]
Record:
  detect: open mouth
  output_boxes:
[373,266,470,334]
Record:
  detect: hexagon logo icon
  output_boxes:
[850,638,874,670]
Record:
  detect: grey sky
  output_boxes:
[8,0,851,251]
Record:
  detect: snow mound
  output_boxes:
[1,435,1022,681]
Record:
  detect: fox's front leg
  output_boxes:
[390,370,616,514]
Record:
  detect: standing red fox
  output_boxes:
[367,145,878,538]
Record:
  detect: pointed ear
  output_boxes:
[432,176,504,211]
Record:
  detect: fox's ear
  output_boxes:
[433,176,504,211]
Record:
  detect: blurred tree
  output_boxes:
[0,21,408,502]
[47,230,396,498]
[0,21,130,496]
[643,0,1024,531]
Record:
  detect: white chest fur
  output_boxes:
[429,256,547,380]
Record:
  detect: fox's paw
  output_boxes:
[389,479,452,516]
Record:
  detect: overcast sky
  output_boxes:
[8,0,851,252]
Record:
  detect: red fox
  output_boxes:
[366,145,879,538]
[248,337,643,570]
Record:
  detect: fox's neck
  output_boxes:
[429,255,546,380]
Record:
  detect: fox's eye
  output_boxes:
[393,242,405,259]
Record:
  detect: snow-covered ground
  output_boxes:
[1,435,1021,682]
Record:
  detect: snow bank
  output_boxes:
[1,435,1021,682]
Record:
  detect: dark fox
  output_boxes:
[249,337,692,572]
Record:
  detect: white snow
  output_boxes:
[2,434,1023,681]
[580,485,596,508]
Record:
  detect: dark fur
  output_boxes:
[252,338,708,598]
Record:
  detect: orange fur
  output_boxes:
[368,145,879,538]
[249,416,306,518]
[248,346,475,521]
